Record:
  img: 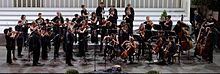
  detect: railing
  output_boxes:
[0,0,184,8]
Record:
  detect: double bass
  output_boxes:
[177,22,192,51]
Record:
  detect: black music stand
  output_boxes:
[153,24,162,30]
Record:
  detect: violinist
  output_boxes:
[19,15,29,44]
[77,21,88,57]
[164,15,173,31]
[96,2,105,24]
[4,27,15,64]
[90,12,98,44]
[15,20,24,58]
[124,10,134,35]
[107,10,118,29]
[40,27,50,60]
[29,22,41,66]
[35,13,45,27]
[143,16,153,30]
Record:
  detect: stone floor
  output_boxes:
[0,46,220,73]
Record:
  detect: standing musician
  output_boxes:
[96,2,105,24]
[29,22,41,66]
[137,23,147,57]
[81,5,89,20]
[66,28,75,66]
[19,15,29,45]
[121,37,137,64]
[107,10,118,29]
[40,27,50,60]
[124,10,134,35]
[99,18,107,52]
[125,4,134,17]
[35,13,45,27]
[61,18,69,55]
[15,21,24,58]
[4,27,14,64]
[143,16,153,30]
[77,21,88,57]
[143,16,154,41]
[90,12,98,44]
[164,15,173,31]
[51,12,64,59]
[109,5,118,18]
[191,10,203,41]
[160,16,166,30]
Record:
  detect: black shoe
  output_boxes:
[71,58,76,61]
[13,58,17,60]
[67,63,73,66]
[32,64,38,66]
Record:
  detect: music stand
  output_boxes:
[153,24,162,30]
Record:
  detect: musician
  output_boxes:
[40,27,50,60]
[107,10,118,29]
[125,4,134,16]
[207,14,217,27]
[78,21,88,57]
[4,27,13,64]
[191,10,203,41]
[164,37,176,64]
[99,18,107,52]
[143,16,153,30]
[81,5,89,20]
[103,33,119,61]
[143,16,153,40]
[66,28,75,66]
[124,11,134,35]
[108,5,118,17]
[19,15,29,45]
[207,27,214,63]
[29,22,41,66]
[121,37,137,64]
[159,16,166,30]
[35,13,45,27]
[72,14,83,28]
[61,18,69,54]
[96,2,105,23]
[15,21,24,58]
[52,11,64,24]
[164,15,173,31]
[118,24,130,52]
[90,12,98,44]
[137,23,147,57]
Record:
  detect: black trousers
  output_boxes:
[17,39,23,56]
[79,41,85,57]
[33,47,40,65]
[6,46,12,64]
[41,44,48,60]
[66,43,73,64]
[54,39,60,58]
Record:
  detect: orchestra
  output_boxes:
[3,4,217,66]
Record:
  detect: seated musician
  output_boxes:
[72,14,83,28]
[164,37,176,64]
[121,37,137,64]
[103,33,119,61]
